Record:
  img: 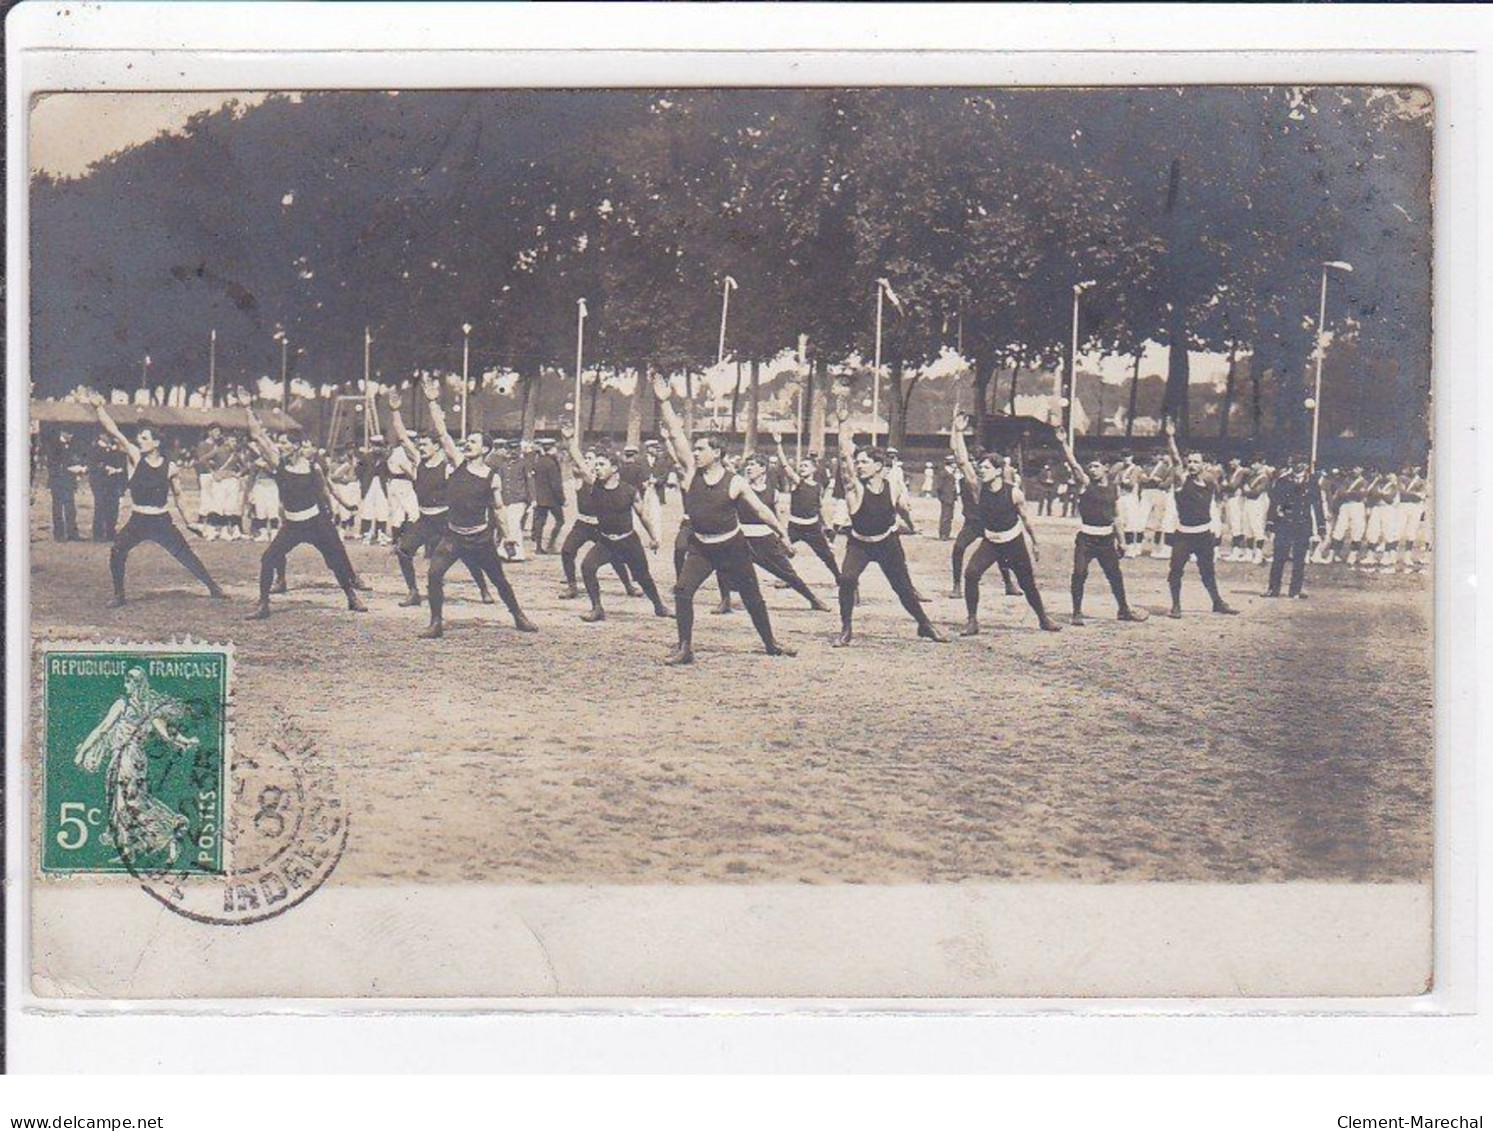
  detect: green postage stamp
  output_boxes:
[40,643,230,875]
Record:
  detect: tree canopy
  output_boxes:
[31,86,1431,452]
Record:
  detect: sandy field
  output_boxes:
[27,490,1433,886]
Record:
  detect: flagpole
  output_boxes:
[208,329,217,407]
[717,276,736,366]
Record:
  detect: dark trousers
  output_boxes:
[965,535,1046,621]
[1268,530,1311,596]
[52,485,79,541]
[110,513,218,597]
[1168,531,1226,608]
[674,532,776,651]
[583,532,663,610]
[396,514,489,597]
[720,534,818,606]
[428,529,524,624]
[937,499,955,540]
[531,505,564,548]
[839,534,934,634]
[91,485,121,541]
[259,515,358,601]
[788,521,842,583]
[951,520,1019,593]
[562,521,631,589]
[1072,532,1130,615]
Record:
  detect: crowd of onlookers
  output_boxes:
[34,422,1432,575]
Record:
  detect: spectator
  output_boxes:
[87,430,128,541]
[45,429,84,541]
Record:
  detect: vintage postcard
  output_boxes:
[19,73,1437,1001]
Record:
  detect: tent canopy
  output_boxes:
[30,402,303,432]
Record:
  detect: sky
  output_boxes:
[29,92,271,178]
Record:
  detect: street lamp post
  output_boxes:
[717,275,738,366]
[141,354,152,402]
[1310,260,1354,470]
[362,327,373,447]
[274,330,289,411]
[208,329,217,407]
[1065,280,1096,440]
[872,278,901,446]
[460,322,473,440]
[573,298,588,438]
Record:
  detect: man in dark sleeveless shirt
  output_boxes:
[775,435,842,585]
[715,452,830,614]
[1163,417,1239,619]
[652,372,795,664]
[385,391,493,608]
[416,377,538,638]
[950,410,1059,634]
[91,399,225,607]
[560,423,671,622]
[243,408,366,620]
[556,443,637,601]
[1056,427,1148,626]
[832,386,949,647]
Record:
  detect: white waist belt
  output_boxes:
[788,514,820,525]
[420,505,450,516]
[1177,521,1213,534]
[983,522,1024,544]
[132,504,168,515]
[1079,522,1115,536]
[850,526,896,543]
[693,524,742,545]
[449,521,490,536]
[741,523,773,537]
[574,514,598,525]
[284,504,321,522]
[601,529,636,541]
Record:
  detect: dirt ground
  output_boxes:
[28,489,1433,886]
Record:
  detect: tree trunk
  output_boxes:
[1125,349,1142,438]
[744,358,761,455]
[520,363,541,442]
[1007,360,1019,415]
[1218,341,1238,438]
[626,362,644,449]
[808,357,828,456]
[729,359,743,435]
[586,367,604,438]
[682,367,696,438]
[1252,353,1264,439]
[887,360,914,451]
[1163,302,1191,436]
[971,351,991,431]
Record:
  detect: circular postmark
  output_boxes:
[119,711,348,926]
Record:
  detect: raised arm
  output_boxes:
[833,382,864,512]
[385,390,420,463]
[773,433,801,487]
[92,398,140,463]
[244,407,281,469]
[949,409,979,488]
[650,372,694,479]
[1054,426,1090,491]
[1162,417,1183,484]
[559,421,595,486]
[421,375,463,466]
